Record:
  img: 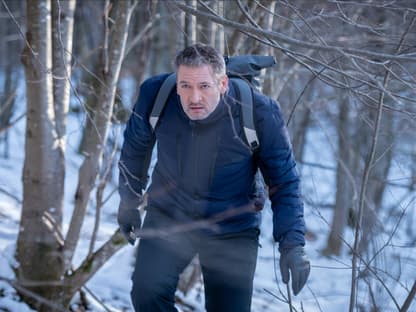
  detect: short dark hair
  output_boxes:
[175,43,226,77]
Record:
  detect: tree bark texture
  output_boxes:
[17,0,67,310]
[184,0,197,47]
[52,0,76,142]
[325,93,358,255]
[64,0,135,270]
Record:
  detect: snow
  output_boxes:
[1,97,415,312]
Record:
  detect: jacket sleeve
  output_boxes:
[118,76,164,205]
[255,94,305,249]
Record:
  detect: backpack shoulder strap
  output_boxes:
[230,78,259,151]
[149,73,177,130]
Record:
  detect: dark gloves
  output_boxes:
[117,198,142,245]
[279,246,310,295]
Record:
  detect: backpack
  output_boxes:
[149,55,276,151]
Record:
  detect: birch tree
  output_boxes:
[17,0,71,309]
[15,1,137,310]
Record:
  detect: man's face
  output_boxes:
[177,65,228,120]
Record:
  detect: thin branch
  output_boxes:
[197,2,416,116]
[0,185,22,203]
[173,1,416,62]
[286,283,294,312]
[400,280,416,312]
[82,285,113,312]
[88,134,119,257]
[349,15,415,311]
[0,113,26,136]
[123,14,160,59]
[1,0,42,67]
[0,90,16,117]
[65,229,126,290]
[203,4,416,115]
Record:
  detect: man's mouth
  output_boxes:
[190,106,204,111]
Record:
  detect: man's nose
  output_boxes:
[190,89,202,103]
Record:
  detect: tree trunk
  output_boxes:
[17,0,67,310]
[77,0,106,155]
[52,0,76,142]
[0,0,22,157]
[184,0,197,47]
[150,1,179,75]
[359,110,394,253]
[127,0,158,87]
[64,0,136,270]
[324,93,358,255]
[213,0,224,53]
[51,0,76,232]
[0,62,17,158]
[225,0,257,55]
[196,0,214,45]
[76,65,102,155]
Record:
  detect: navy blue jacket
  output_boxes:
[119,73,305,248]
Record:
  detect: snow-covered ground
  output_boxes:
[0,106,415,312]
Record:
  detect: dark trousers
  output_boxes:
[131,210,259,312]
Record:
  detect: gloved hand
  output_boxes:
[117,198,142,245]
[279,246,310,295]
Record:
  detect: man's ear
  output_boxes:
[219,75,229,95]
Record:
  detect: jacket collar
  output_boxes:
[177,95,227,126]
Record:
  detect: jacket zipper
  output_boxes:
[208,135,219,188]
[176,134,182,180]
[191,124,200,199]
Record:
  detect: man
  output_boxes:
[117,43,310,312]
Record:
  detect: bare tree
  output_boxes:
[64,0,136,270]
[17,0,69,309]
[324,91,358,255]
[15,1,137,310]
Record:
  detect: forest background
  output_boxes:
[0,0,415,311]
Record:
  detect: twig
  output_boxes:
[175,1,416,119]
[307,285,323,312]
[123,14,160,59]
[82,285,114,312]
[173,1,416,62]
[1,0,41,67]
[88,133,119,257]
[0,113,26,136]
[263,288,289,304]
[0,90,16,117]
[286,283,294,312]
[0,185,21,203]
[400,280,416,312]
[349,15,415,311]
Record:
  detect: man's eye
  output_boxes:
[200,84,210,89]
[181,84,190,89]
